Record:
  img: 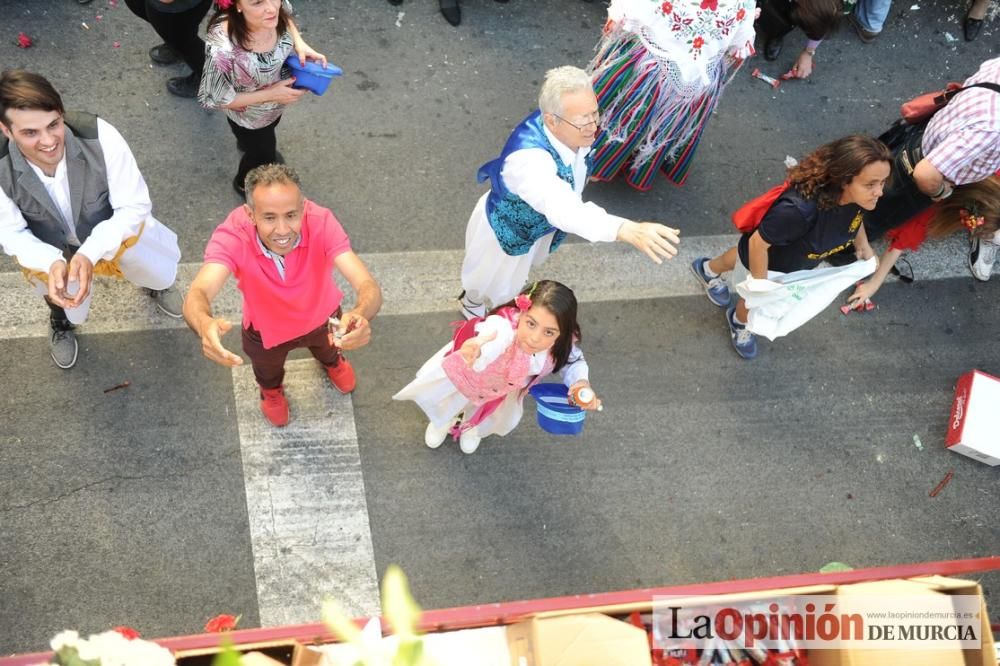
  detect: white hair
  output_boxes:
[538,66,593,116]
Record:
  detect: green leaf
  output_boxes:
[382,565,422,640]
[53,647,100,666]
[210,639,242,666]
[321,599,364,646]
[820,561,854,573]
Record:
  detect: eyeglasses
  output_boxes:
[553,112,600,131]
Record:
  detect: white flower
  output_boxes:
[48,630,176,666]
[49,630,79,652]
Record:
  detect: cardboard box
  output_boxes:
[506,612,652,666]
[946,370,1000,466]
[240,653,285,666]
[527,578,993,666]
[808,577,995,666]
[298,626,511,666]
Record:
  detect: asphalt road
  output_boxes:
[0,0,997,657]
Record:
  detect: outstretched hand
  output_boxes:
[458,329,498,367]
[329,312,372,351]
[201,318,243,367]
[568,380,603,412]
[618,221,680,264]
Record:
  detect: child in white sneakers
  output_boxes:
[393,280,600,454]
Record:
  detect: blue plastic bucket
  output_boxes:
[528,383,586,435]
[284,56,343,96]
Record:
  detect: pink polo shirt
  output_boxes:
[205,199,352,349]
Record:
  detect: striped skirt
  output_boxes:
[588,31,738,191]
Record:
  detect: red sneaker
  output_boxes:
[325,358,356,394]
[259,386,289,427]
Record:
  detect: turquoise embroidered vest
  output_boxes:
[476,111,591,257]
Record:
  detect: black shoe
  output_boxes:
[233,175,246,199]
[440,0,461,25]
[963,16,984,41]
[763,35,783,61]
[387,0,403,4]
[167,73,200,98]
[149,43,180,65]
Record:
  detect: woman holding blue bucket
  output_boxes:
[198,0,327,197]
[393,280,601,455]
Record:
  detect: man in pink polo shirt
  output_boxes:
[183,164,382,426]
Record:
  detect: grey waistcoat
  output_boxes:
[0,111,112,250]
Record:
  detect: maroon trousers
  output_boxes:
[241,310,343,390]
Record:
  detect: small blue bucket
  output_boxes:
[528,383,586,435]
[284,56,343,96]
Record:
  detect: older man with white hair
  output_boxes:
[459,65,681,318]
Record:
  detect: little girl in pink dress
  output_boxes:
[394,280,601,454]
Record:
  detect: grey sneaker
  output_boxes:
[147,285,183,318]
[968,237,997,282]
[458,290,486,321]
[49,325,79,369]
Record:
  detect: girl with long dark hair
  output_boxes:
[394,280,601,455]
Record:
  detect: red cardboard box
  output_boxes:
[946,370,1000,466]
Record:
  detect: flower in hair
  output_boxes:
[216,0,233,9]
[959,206,985,232]
[515,281,538,312]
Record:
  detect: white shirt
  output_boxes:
[27,158,79,245]
[499,125,627,244]
[0,118,153,273]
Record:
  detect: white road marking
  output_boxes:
[232,360,380,625]
[0,233,974,340]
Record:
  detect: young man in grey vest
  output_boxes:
[0,70,182,369]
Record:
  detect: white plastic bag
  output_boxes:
[735,258,876,340]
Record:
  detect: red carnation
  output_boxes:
[661,1,673,13]
[204,614,240,633]
[16,33,32,49]
[700,0,719,10]
[113,626,141,640]
[693,36,705,49]
[736,7,747,20]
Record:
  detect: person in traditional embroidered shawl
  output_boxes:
[587,0,756,191]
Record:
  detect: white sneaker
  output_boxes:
[459,427,482,454]
[968,237,997,282]
[424,421,450,449]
